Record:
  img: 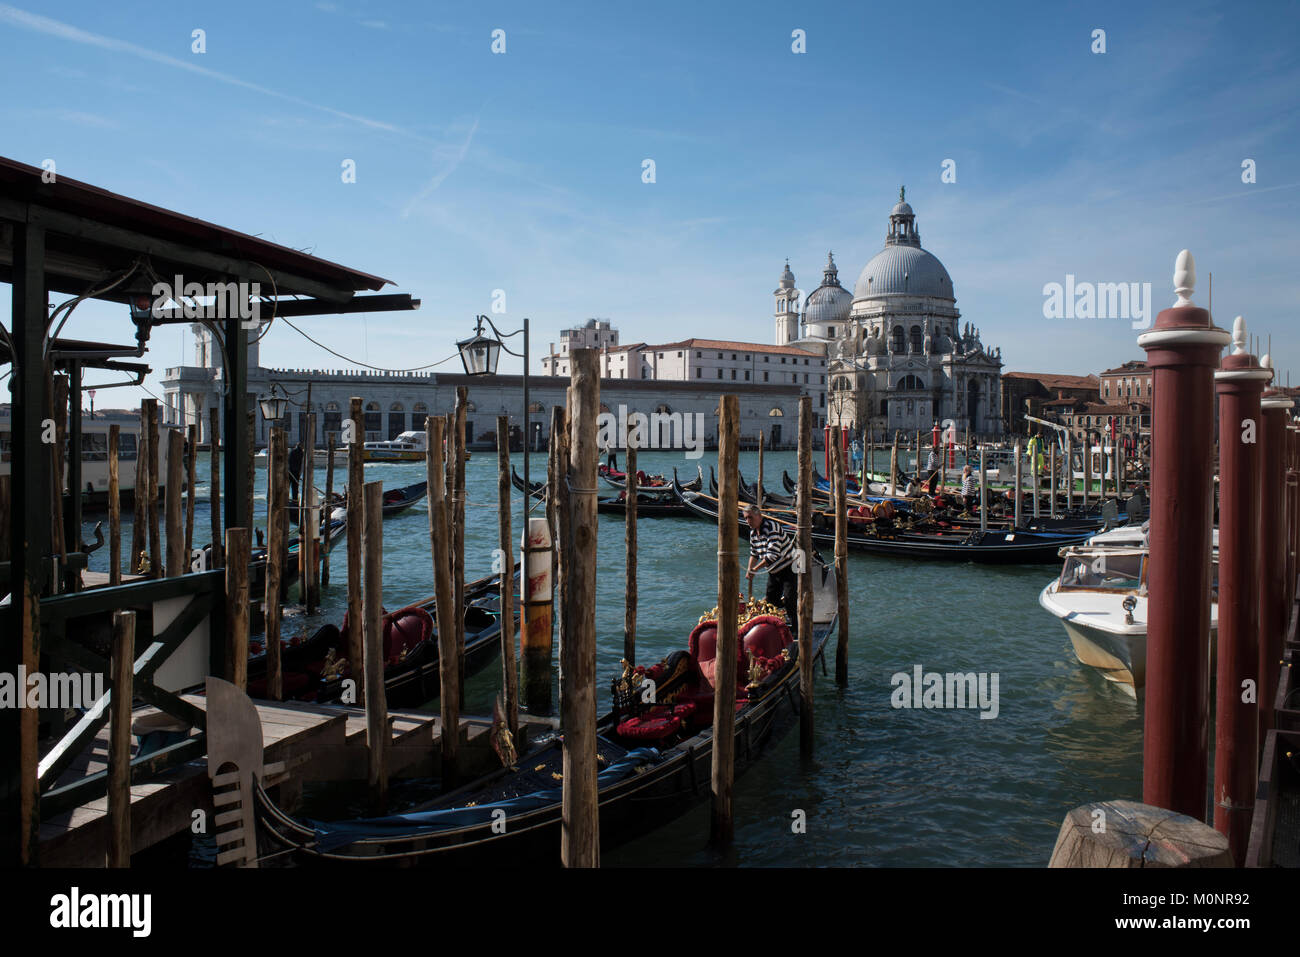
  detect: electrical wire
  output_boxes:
[276,315,460,373]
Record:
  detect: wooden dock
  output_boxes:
[38,695,547,867]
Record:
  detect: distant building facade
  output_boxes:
[1000,371,1100,434]
[783,189,1005,437]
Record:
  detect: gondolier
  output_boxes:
[744,504,799,631]
[925,445,942,494]
[288,442,304,502]
[961,463,979,512]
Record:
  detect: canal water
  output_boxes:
[83,447,1144,867]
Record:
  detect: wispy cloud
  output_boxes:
[0,4,423,140]
[54,109,117,129]
[402,117,480,216]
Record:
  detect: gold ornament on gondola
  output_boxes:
[697,595,788,627]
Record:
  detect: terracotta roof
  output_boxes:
[1002,371,1099,390]
[1099,360,1149,377]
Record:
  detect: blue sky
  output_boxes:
[2,0,1298,410]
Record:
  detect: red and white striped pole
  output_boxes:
[1138,250,1229,819]
[1212,316,1269,861]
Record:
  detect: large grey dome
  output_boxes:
[853,244,954,301]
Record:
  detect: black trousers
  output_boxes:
[766,566,799,634]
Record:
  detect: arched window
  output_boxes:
[528,401,544,414]
[411,402,428,432]
[325,401,340,411]
[768,407,784,417]
[388,402,405,439]
[897,374,924,391]
[891,325,905,353]
[364,401,381,433]
[909,325,922,353]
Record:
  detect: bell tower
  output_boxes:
[774,260,799,344]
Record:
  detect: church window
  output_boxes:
[731,369,737,380]
[744,371,750,381]
[764,371,769,382]
[910,326,922,353]
[717,370,723,380]
[891,326,905,353]
[828,327,836,338]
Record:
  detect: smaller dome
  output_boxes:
[891,201,914,217]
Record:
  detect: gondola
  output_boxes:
[245,569,514,707]
[676,474,1094,564]
[326,480,429,519]
[254,564,839,864]
[599,463,702,492]
[515,465,702,512]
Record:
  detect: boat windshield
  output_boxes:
[1057,549,1145,591]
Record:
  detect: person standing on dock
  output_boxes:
[288,441,304,502]
[744,504,799,632]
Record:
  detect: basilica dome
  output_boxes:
[852,190,954,302]
[804,252,853,328]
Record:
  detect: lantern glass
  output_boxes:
[259,394,287,420]
[458,333,500,376]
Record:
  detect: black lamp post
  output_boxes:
[458,312,533,526]
[258,384,288,423]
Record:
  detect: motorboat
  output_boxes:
[1039,523,1218,694]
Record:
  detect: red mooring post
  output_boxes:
[1212,317,1269,863]
[1258,362,1293,744]
[1137,250,1229,819]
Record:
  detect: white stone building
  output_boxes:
[780,189,1004,436]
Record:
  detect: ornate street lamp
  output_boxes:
[457,317,503,376]
[258,384,288,422]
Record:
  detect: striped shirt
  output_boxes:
[961,472,979,497]
[749,517,797,574]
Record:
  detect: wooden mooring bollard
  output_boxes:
[561,349,600,867]
[796,395,814,756]
[426,416,458,787]
[362,480,389,809]
[347,397,365,702]
[165,429,185,578]
[225,527,250,691]
[209,406,222,569]
[107,609,136,867]
[496,416,518,737]
[108,425,121,586]
[265,428,288,701]
[832,425,850,685]
[712,395,739,846]
[624,433,638,665]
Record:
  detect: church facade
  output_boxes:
[776,190,1004,437]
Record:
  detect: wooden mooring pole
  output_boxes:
[362,480,389,808]
[426,416,458,787]
[561,349,599,867]
[347,397,364,702]
[1138,251,1227,818]
[225,527,249,690]
[624,433,638,665]
[265,428,287,701]
[165,430,185,578]
[756,429,765,509]
[108,425,121,586]
[131,401,147,571]
[304,412,317,612]
[209,407,222,569]
[146,399,160,578]
[107,609,135,867]
[796,395,814,756]
[321,435,336,589]
[453,388,468,700]
[833,425,850,685]
[1065,430,1073,514]
[712,394,739,846]
[496,416,518,737]
[1212,317,1268,864]
[185,424,197,561]
[1049,442,1057,520]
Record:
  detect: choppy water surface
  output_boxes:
[85,448,1143,867]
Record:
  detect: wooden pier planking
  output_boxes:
[35,693,528,867]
